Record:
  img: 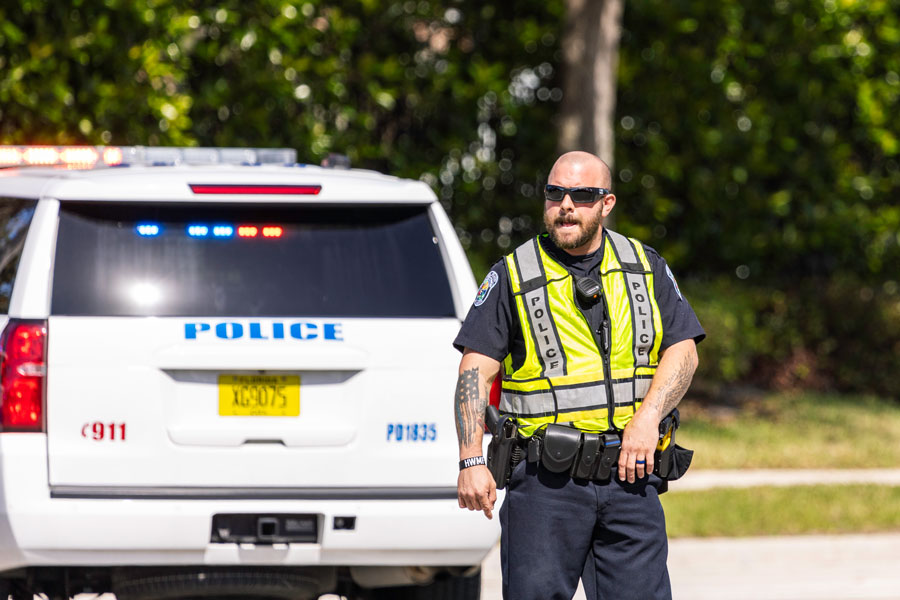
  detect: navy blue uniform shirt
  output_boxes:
[454,231,705,365]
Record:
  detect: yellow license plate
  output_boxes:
[218,375,300,416]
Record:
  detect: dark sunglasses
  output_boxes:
[544,184,611,203]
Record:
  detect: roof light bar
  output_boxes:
[0,145,296,169]
[0,148,22,166]
[188,184,321,195]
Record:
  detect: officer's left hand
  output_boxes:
[619,409,658,482]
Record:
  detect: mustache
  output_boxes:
[554,215,581,226]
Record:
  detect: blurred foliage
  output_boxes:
[0,0,565,277]
[3,0,900,395]
[616,0,900,281]
[685,276,900,397]
[5,0,898,281]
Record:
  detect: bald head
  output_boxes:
[548,151,612,189]
[543,151,617,255]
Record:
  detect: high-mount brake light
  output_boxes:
[0,145,296,168]
[0,320,48,432]
[188,184,321,195]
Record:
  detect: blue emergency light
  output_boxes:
[136,224,161,237]
[187,225,209,237]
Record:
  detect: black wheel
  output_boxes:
[369,571,480,600]
[112,569,320,600]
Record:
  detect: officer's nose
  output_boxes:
[559,193,576,212]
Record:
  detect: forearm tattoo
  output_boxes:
[454,367,487,448]
[647,351,696,417]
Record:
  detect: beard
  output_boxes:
[544,209,603,250]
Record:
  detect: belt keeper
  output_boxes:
[527,435,543,463]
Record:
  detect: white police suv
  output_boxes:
[0,146,496,600]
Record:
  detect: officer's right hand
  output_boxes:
[457,465,497,520]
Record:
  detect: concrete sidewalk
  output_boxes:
[481,532,900,599]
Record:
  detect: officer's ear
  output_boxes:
[600,193,616,218]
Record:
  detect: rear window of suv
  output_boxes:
[0,198,38,313]
[51,202,456,318]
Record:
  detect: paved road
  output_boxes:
[481,532,900,599]
[480,469,900,599]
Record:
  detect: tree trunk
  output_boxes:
[559,0,623,224]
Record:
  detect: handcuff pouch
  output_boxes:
[540,424,583,473]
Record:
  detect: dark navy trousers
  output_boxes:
[499,460,671,600]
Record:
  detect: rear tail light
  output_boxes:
[0,320,47,432]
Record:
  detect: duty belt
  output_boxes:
[486,405,692,490]
[515,424,622,482]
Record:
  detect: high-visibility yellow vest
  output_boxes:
[501,230,664,436]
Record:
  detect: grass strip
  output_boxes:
[661,484,900,538]
[678,392,900,468]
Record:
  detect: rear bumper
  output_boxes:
[0,436,500,572]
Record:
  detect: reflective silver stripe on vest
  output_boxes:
[635,377,652,400]
[500,382,608,417]
[514,238,543,284]
[554,382,608,411]
[607,231,655,368]
[499,389,556,417]
[611,381,635,407]
[515,240,566,378]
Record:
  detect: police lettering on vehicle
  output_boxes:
[184,321,344,341]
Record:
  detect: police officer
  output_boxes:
[453,151,704,600]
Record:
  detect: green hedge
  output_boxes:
[685,276,900,397]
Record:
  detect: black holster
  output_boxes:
[653,409,694,483]
[486,408,518,489]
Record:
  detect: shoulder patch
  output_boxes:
[665,264,683,301]
[473,270,500,307]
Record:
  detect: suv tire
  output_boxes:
[369,571,481,600]
[112,569,320,600]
